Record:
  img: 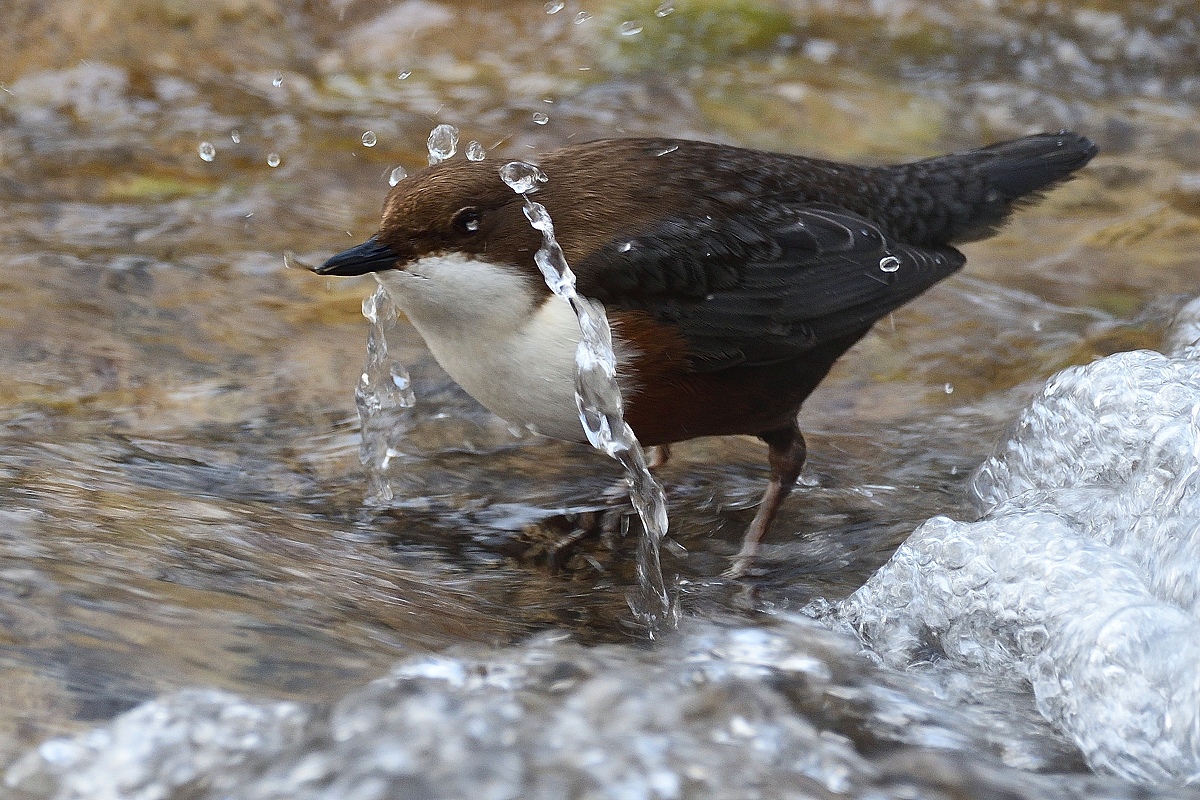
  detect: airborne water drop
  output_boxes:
[362,130,377,147]
[427,124,459,165]
[388,166,408,186]
[466,141,485,161]
[198,141,216,162]
[267,152,281,168]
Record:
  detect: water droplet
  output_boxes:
[574,11,591,23]
[532,112,549,125]
[619,20,643,35]
[398,70,411,80]
[618,241,634,252]
[272,73,283,88]
[879,255,901,273]
[466,140,485,161]
[544,0,564,12]
[362,130,377,147]
[388,166,408,186]
[655,1,675,16]
[230,129,241,144]
[197,141,216,162]
[655,145,679,156]
[499,161,548,195]
[944,382,955,394]
[267,152,281,168]
[464,217,480,232]
[427,123,459,165]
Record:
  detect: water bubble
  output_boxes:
[388,166,408,186]
[361,130,377,147]
[230,129,241,144]
[499,161,548,195]
[267,152,281,168]
[198,141,216,162]
[466,141,485,161]
[532,112,549,125]
[427,123,459,165]
[879,255,901,272]
[574,11,591,23]
[272,73,283,88]
[655,1,675,16]
[544,0,564,12]
[619,20,644,36]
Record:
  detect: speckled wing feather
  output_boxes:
[575,204,965,370]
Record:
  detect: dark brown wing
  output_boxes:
[574,204,965,371]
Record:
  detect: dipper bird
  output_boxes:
[317,132,1096,571]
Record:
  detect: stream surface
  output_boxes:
[2,1,1200,798]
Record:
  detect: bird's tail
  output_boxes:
[878,132,1098,245]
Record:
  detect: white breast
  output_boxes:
[380,254,628,443]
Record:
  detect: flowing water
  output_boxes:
[2,1,1200,797]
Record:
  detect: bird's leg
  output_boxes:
[646,444,671,471]
[726,422,807,577]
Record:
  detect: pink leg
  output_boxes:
[726,423,807,577]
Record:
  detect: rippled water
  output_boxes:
[2,1,1200,797]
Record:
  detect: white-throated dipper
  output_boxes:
[317,133,1097,571]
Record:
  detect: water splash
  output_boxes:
[355,280,416,504]
[499,161,676,633]
[427,124,459,165]
[832,299,1200,783]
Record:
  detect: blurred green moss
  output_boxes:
[592,0,794,71]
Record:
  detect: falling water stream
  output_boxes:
[497,160,675,632]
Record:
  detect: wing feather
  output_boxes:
[575,204,965,370]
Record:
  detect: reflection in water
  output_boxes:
[2,1,1200,797]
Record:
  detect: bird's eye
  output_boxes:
[451,207,482,234]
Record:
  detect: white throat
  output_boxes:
[380,253,629,443]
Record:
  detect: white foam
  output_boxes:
[836,297,1200,783]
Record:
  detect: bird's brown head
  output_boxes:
[316,139,698,286]
[317,158,547,283]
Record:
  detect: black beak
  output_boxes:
[316,237,399,276]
